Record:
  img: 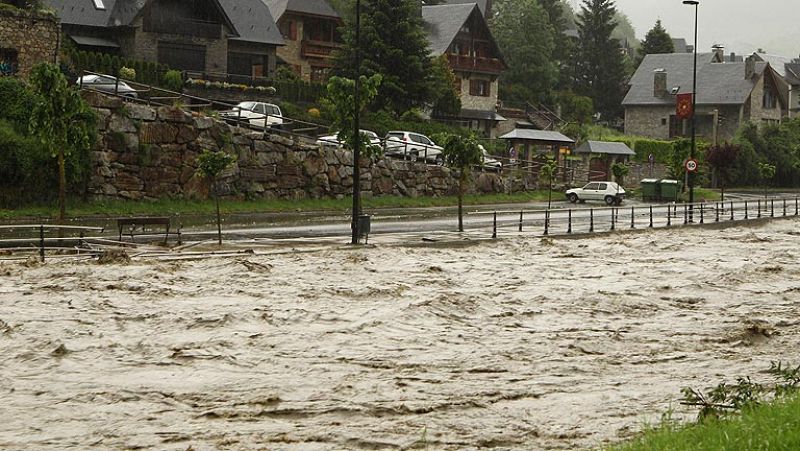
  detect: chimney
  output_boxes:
[654,69,667,97]
[745,55,756,79]
[712,44,724,62]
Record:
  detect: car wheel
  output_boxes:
[407,153,417,162]
[435,155,444,166]
[604,195,615,206]
[568,193,579,203]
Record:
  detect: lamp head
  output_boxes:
[683,0,699,5]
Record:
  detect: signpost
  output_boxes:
[685,158,698,173]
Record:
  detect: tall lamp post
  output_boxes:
[683,0,699,219]
[351,0,362,245]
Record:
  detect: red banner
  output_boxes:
[676,93,693,120]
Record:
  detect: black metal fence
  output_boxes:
[478,197,800,239]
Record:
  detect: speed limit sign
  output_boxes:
[685,158,699,172]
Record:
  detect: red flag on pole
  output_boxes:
[676,93,693,119]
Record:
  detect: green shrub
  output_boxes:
[0,77,37,133]
[633,139,673,163]
[119,66,136,81]
[161,70,184,93]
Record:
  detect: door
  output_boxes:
[158,42,206,72]
[589,157,609,181]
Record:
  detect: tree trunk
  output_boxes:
[547,178,553,210]
[458,172,465,232]
[58,148,66,224]
[214,177,222,245]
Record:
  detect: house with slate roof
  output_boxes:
[266,0,342,83]
[623,52,788,142]
[47,0,283,77]
[753,53,800,117]
[422,2,506,137]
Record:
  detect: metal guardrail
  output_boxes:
[0,224,105,262]
[476,196,800,239]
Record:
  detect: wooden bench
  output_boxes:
[117,217,180,245]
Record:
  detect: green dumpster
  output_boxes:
[640,179,661,201]
[660,179,681,202]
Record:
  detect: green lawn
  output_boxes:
[607,394,800,451]
[0,192,557,220]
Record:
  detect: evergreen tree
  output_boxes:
[490,0,558,105]
[637,20,674,65]
[333,0,433,115]
[539,0,574,91]
[573,0,627,120]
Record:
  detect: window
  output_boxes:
[454,76,462,94]
[280,19,297,41]
[661,118,667,126]
[469,79,490,97]
[0,48,18,76]
[763,87,777,109]
[598,183,608,190]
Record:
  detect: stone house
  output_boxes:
[47,0,283,77]
[422,2,506,137]
[752,52,800,118]
[265,0,342,83]
[623,52,789,143]
[0,1,60,78]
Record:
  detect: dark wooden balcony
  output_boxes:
[301,40,343,58]
[144,18,222,40]
[447,54,504,74]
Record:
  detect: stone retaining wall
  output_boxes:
[84,91,512,201]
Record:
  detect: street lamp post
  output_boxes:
[683,0,699,220]
[351,0,362,245]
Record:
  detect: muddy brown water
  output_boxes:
[1,220,800,450]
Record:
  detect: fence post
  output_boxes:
[667,205,671,227]
[730,202,734,221]
[744,201,748,220]
[519,211,523,232]
[796,197,799,216]
[610,208,615,231]
[589,208,594,232]
[649,206,653,228]
[716,202,720,222]
[631,206,635,229]
[783,199,787,217]
[758,200,762,218]
[567,209,572,234]
[684,204,688,225]
[492,212,497,239]
[771,199,774,217]
[39,225,45,262]
[700,203,704,224]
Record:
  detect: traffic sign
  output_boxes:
[685,159,699,172]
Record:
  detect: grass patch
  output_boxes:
[0,191,556,220]
[607,393,800,451]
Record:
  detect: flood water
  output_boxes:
[1,219,799,450]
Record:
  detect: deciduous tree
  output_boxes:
[196,150,236,245]
[434,133,482,232]
[28,63,96,222]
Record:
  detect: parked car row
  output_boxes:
[315,129,503,170]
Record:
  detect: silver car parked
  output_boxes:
[76,75,139,98]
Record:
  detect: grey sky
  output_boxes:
[606,0,800,58]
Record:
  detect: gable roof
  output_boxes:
[623,53,769,107]
[755,53,800,85]
[440,0,489,16]
[48,0,283,46]
[575,141,635,156]
[265,0,340,21]
[500,129,575,145]
[422,3,477,56]
[219,0,283,45]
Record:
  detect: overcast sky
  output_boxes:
[600,0,800,58]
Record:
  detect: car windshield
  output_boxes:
[237,102,257,111]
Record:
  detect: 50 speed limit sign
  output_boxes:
[685,158,699,173]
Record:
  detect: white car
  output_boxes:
[384,131,444,165]
[316,130,381,149]
[76,75,138,98]
[479,145,502,172]
[220,101,283,128]
[566,181,626,206]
